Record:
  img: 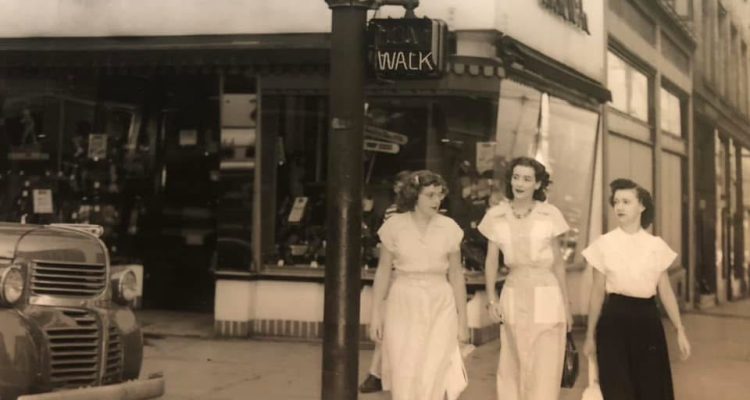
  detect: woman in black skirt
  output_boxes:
[582,178,691,400]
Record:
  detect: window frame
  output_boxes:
[607,47,653,124]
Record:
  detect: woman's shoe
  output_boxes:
[358,374,383,393]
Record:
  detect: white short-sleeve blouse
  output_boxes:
[377,213,464,273]
[477,201,569,269]
[582,227,676,298]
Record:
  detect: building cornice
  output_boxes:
[652,0,697,49]
[694,82,750,141]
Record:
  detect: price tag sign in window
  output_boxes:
[88,134,108,160]
[33,189,54,214]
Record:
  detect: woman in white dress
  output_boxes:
[370,170,469,400]
[582,178,691,400]
[478,156,573,400]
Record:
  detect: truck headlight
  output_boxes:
[114,270,138,305]
[0,266,24,306]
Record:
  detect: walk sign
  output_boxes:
[368,17,447,79]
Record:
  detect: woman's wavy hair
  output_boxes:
[396,170,448,212]
[609,178,654,229]
[504,157,551,201]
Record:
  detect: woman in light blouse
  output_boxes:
[583,178,691,400]
[370,170,469,400]
[479,156,572,400]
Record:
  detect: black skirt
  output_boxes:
[596,293,674,400]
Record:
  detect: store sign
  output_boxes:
[540,0,589,34]
[364,139,400,154]
[364,125,409,145]
[369,18,447,79]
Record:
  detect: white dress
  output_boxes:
[378,212,467,400]
[478,201,569,400]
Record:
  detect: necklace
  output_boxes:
[511,203,534,219]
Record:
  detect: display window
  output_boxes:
[264,95,498,272]
[0,75,147,248]
[0,71,227,310]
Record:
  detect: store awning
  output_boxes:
[498,36,611,104]
[0,33,504,96]
[0,34,330,72]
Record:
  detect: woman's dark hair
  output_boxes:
[609,178,654,229]
[396,170,448,212]
[504,157,551,201]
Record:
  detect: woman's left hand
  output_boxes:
[677,328,691,360]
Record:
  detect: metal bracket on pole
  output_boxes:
[326,0,420,17]
[374,0,420,17]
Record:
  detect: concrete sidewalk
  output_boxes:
[137,309,215,339]
[139,300,750,399]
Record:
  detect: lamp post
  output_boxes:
[322,1,375,399]
[322,1,423,398]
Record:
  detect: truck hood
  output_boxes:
[0,223,106,264]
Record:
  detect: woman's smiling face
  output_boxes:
[510,165,540,201]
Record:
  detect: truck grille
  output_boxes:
[103,326,123,384]
[47,309,100,389]
[31,261,107,297]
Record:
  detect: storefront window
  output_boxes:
[607,50,649,122]
[660,87,683,136]
[266,95,498,272]
[494,80,600,266]
[1,72,225,310]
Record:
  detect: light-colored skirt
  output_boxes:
[382,272,467,400]
[494,267,566,400]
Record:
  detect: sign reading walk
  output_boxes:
[369,18,446,80]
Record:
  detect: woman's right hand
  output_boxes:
[583,335,596,358]
[369,314,383,342]
[487,301,503,323]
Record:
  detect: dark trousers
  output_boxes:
[596,293,674,400]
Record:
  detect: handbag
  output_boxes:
[581,356,604,400]
[561,332,579,388]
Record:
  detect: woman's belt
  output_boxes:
[506,265,555,276]
[393,269,447,282]
[505,265,557,285]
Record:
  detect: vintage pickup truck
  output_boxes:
[0,222,164,400]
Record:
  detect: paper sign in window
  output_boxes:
[288,197,309,223]
[88,134,108,160]
[33,189,54,214]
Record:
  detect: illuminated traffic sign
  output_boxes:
[368,18,447,79]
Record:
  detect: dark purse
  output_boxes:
[561,332,579,388]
